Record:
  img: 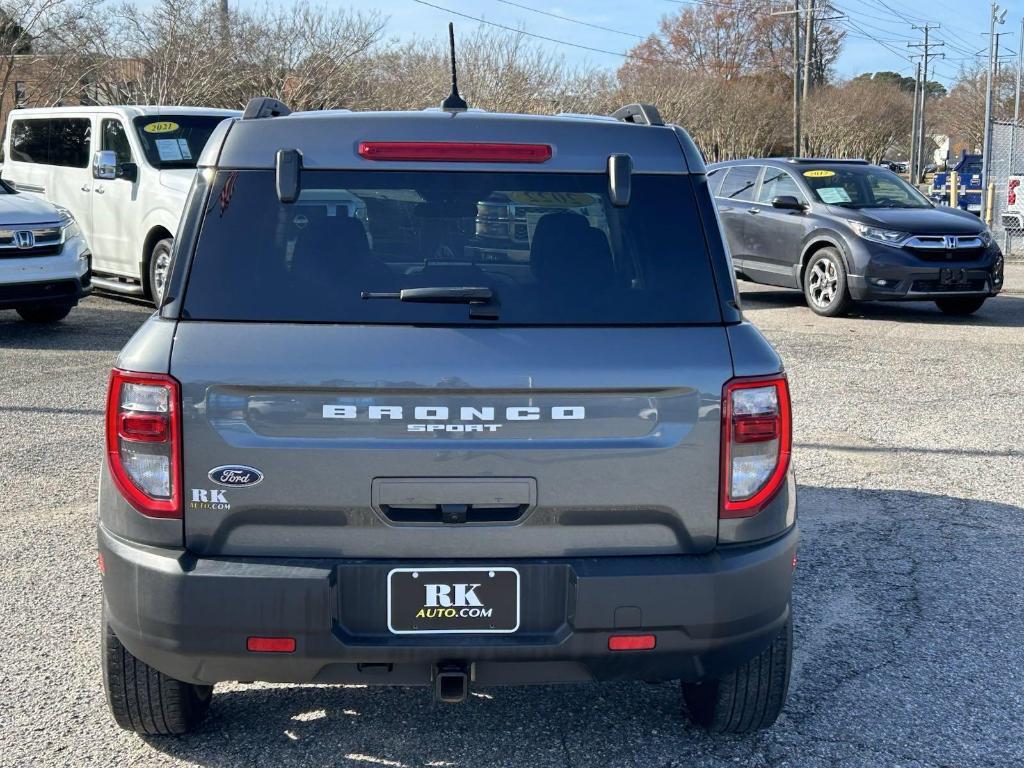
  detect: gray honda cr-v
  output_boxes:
[708,158,1004,316]
[98,97,798,736]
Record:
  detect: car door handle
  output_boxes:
[747,208,760,215]
[81,184,90,192]
[94,186,105,194]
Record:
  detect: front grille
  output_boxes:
[906,246,984,263]
[910,279,987,293]
[0,280,77,302]
[0,224,64,258]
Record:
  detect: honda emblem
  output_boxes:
[14,230,34,249]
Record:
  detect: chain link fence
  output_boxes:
[988,120,1024,262]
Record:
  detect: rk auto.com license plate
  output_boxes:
[387,567,520,634]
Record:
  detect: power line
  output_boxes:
[492,0,647,40]
[409,0,659,62]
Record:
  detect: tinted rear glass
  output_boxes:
[718,166,760,201]
[10,118,91,167]
[182,170,722,325]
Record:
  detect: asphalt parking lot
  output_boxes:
[1,282,1023,768]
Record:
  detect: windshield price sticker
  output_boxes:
[803,169,835,178]
[144,121,180,134]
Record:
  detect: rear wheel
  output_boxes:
[16,303,73,323]
[147,238,174,306]
[935,296,986,316]
[803,248,851,317]
[681,617,792,734]
[103,619,212,735]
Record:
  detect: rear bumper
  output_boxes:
[99,524,798,687]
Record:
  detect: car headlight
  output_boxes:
[977,229,993,247]
[846,220,909,245]
[54,205,80,240]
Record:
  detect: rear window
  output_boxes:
[182,170,723,325]
[718,166,760,201]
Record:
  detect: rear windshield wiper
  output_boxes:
[361,287,498,319]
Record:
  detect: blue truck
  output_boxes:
[930,153,983,215]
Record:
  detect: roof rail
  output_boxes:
[611,104,664,127]
[784,157,869,164]
[242,97,292,120]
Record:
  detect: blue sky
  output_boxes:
[233,0,1024,88]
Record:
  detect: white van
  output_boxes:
[2,106,239,303]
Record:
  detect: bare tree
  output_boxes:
[803,78,913,162]
[0,0,101,116]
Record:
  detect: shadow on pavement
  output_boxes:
[739,284,1024,327]
[142,486,1024,768]
[0,296,151,352]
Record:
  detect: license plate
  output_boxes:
[967,204,981,211]
[387,567,520,634]
[940,268,967,286]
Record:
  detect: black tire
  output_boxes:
[16,303,73,323]
[147,237,174,307]
[802,248,852,317]
[103,620,212,735]
[681,618,792,734]
[935,296,986,316]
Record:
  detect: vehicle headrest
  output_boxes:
[530,211,614,286]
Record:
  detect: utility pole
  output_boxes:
[910,62,921,178]
[802,0,815,101]
[909,24,944,183]
[1015,16,1023,122]
[793,0,801,155]
[982,3,1007,221]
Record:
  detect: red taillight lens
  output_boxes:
[247,636,296,653]
[105,369,181,518]
[358,141,552,163]
[1009,179,1020,205]
[721,376,791,519]
[608,634,656,651]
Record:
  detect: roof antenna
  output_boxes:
[441,22,468,112]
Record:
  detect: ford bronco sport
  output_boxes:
[99,95,798,736]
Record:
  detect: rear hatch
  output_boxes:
[172,164,733,559]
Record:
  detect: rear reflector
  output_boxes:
[608,634,656,651]
[247,636,296,653]
[358,141,552,163]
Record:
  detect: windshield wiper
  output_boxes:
[361,287,498,319]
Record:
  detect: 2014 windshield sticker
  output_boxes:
[189,489,230,510]
[804,169,835,178]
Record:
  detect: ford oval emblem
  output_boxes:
[208,465,264,488]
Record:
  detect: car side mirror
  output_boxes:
[772,195,805,211]
[117,162,138,183]
[92,150,117,180]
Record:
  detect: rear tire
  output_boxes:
[103,620,212,735]
[147,238,174,307]
[681,617,792,734]
[935,296,986,316]
[16,303,73,323]
[802,248,851,317]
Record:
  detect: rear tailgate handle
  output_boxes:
[372,477,536,524]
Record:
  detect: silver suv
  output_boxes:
[98,98,798,736]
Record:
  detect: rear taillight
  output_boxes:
[721,375,791,519]
[1009,179,1020,205]
[106,369,181,518]
[358,141,552,163]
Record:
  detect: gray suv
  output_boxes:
[708,158,1004,316]
[98,98,798,736]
